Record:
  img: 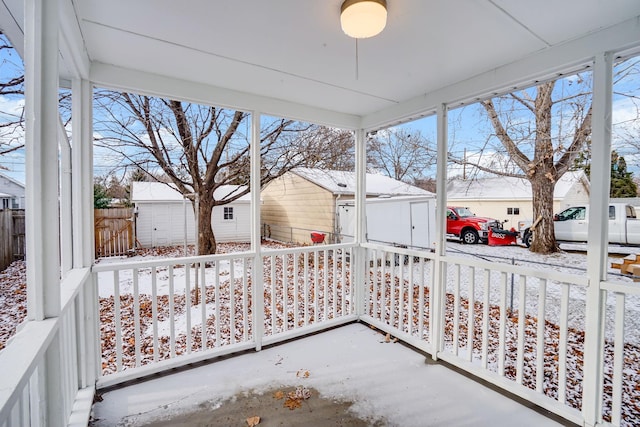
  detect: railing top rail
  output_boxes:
[261,243,355,256]
[441,254,589,286]
[361,242,436,259]
[601,279,640,295]
[91,250,255,272]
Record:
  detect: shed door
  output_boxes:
[410,202,430,249]
[151,205,171,246]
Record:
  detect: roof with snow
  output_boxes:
[131,182,250,203]
[291,168,433,197]
[446,170,589,200]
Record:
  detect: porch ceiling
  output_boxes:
[2,0,640,128]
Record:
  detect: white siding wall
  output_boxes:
[212,203,251,242]
[0,176,25,209]
[135,201,251,247]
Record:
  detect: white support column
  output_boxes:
[582,52,613,427]
[72,78,98,386]
[250,112,264,351]
[431,103,449,360]
[25,0,64,425]
[25,0,61,319]
[353,128,367,316]
[59,119,72,276]
[72,79,94,269]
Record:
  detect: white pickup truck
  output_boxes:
[520,203,640,247]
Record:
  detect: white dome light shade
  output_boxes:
[340,0,387,39]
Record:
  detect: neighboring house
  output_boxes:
[261,168,433,245]
[0,172,25,209]
[446,171,590,229]
[131,182,251,247]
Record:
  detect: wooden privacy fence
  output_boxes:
[0,209,25,271]
[95,208,135,258]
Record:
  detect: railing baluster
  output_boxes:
[114,270,122,372]
[611,292,626,426]
[168,265,175,358]
[133,268,141,366]
[323,249,329,322]
[467,266,475,362]
[243,258,249,341]
[151,267,159,362]
[399,254,404,331]
[419,256,425,340]
[270,255,276,333]
[185,263,192,353]
[214,261,221,347]
[408,255,414,336]
[536,279,547,393]
[314,251,319,323]
[281,254,287,331]
[341,249,346,316]
[557,283,570,405]
[516,275,526,385]
[332,249,338,319]
[304,252,309,326]
[482,269,490,369]
[293,253,299,327]
[200,263,207,350]
[453,264,460,355]
[381,250,387,323]
[498,271,507,377]
[230,259,236,343]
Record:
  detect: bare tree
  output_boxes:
[367,128,435,184]
[0,32,25,158]
[94,91,349,254]
[453,78,592,254]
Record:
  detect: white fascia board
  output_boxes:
[362,15,640,131]
[90,62,362,130]
[0,0,24,57]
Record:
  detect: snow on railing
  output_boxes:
[93,243,357,386]
[0,267,95,427]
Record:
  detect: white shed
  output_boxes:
[131,182,251,247]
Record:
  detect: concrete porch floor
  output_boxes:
[90,323,573,426]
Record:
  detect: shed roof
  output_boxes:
[446,171,589,201]
[131,182,250,203]
[291,168,433,197]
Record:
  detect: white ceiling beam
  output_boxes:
[58,0,90,80]
[361,15,640,130]
[90,62,362,129]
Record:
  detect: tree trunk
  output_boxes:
[197,195,216,255]
[529,174,558,254]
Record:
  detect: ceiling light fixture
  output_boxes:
[340,0,387,39]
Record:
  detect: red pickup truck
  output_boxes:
[446,206,502,244]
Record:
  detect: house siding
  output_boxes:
[0,174,25,209]
[135,201,250,247]
[261,173,336,245]
[212,203,251,243]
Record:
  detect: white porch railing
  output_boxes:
[3,242,639,426]
[92,244,356,388]
[0,268,97,427]
[360,243,640,427]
